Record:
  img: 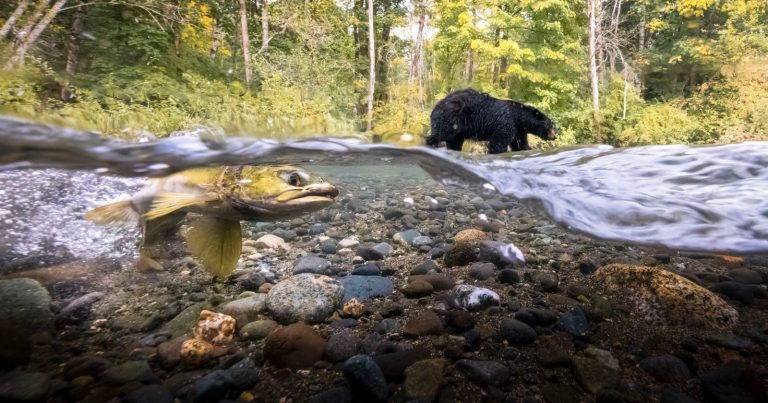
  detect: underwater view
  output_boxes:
[2,0,768,402]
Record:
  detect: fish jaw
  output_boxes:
[231,182,339,219]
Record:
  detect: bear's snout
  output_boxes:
[547,128,557,140]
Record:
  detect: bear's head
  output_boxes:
[527,108,557,141]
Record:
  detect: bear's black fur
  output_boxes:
[425,88,557,153]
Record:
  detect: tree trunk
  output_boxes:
[238,0,252,86]
[366,0,375,132]
[64,2,85,76]
[210,19,221,58]
[260,0,268,52]
[6,0,67,69]
[588,0,600,115]
[638,9,645,51]
[409,12,425,82]
[0,0,32,39]
[464,48,474,84]
[12,0,49,46]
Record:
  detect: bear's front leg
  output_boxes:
[488,131,512,154]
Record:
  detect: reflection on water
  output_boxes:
[1,116,768,255]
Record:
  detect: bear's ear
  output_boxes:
[448,100,472,115]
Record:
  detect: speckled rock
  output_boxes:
[594,264,738,329]
[266,274,343,324]
[452,285,500,311]
[193,310,236,345]
[453,229,490,244]
[180,339,218,368]
[264,324,326,371]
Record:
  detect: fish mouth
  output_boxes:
[235,183,339,218]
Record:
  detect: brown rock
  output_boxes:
[403,310,443,338]
[157,336,189,369]
[405,359,447,401]
[715,255,743,269]
[594,264,738,329]
[180,339,214,368]
[443,242,477,267]
[453,229,490,244]
[193,310,236,345]
[342,298,364,318]
[409,274,455,291]
[264,324,326,371]
[401,280,434,298]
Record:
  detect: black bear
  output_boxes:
[425,88,557,153]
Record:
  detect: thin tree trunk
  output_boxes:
[366,0,375,132]
[409,12,425,83]
[588,0,600,115]
[260,0,268,52]
[638,9,646,51]
[210,19,221,58]
[13,0,49,46]
[6,0,67,69]
[0,0,32,39]
[238,0,252,86]
[464,48,474,84]
[64,3,85,76]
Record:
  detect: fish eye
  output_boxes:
[288,173,301,186]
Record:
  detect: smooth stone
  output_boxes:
[352,262,382,276]
[556,306,591,340]
[356,246,385,261]
[498,269,521,284]
[639,355,691,382]
[412,236,433,247]
[583,347,619,370]
[124,385,174,403]
[403,310,444,338]
[188,358,259,403]
[572,356,620,394]
[163,302,213,338]
[409,274,455,291]
[499,319,538,345]
[728,268,763,284]
[63,356,112,380]
[375,318,401,334]
[374,347,431,382]
[445,311,476,332]
[404,359,446,401]
[101,360,152,385]
[220,294,267,329]
[254,234,288,250]
[401,280,434,298]
[239,320,278,341]
[514,308,558,326]
[700,362,767,403]
[478,241,525,267]
[456,359,510,387]
[55,291,105,326]
[264,324,326,371]
[394,229,422,247]
[531,271,559,292]
[0,278,54,366]
[411,260,438,275]
[0,371,51,401]
[265,274,343,324]
[320,239,338,254]
[340,275,394,302]
[372,243,394,256]
[469,263,496,280]
[343,355,388,402]
[293,255,331,274]
[709,281,756,305]
[325,330,362,363]
[452,284,500,311]
[338,238,360,249]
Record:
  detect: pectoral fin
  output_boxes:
[185,216,242,278]
[144,192,218,220]
[85,200,137,226]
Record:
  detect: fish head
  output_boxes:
[227,165,339,219]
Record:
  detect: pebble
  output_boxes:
[556,306,591,340]
[55,291,105,326]
[409,274,455,291]
[709,281,757,305]
[356,245,385,261]
[338,237,360,249]
[445,311,476,332]
[264,324,326,370]
[352,262,382,276]
[403,310,444,338]
[373,242,394,256]
[498,269,521,284]
[343,355,389,402]
[254,234,288,251]
[443,242,478,267]
[411,259,438,275]
[101,360,153,385]
[63,356,111,380]
[571,356,620,394]
[478,241,525,267]
[266,274,343,324]
[401,280,434,297]
[239,320,278,341]
[728,268,763,284]
[452,284,500,311]
[469,262,496,280]
[394,229,422,247]
[163,302,213,338]
[293,255,331,274]
[404,359,446,401]
[193,310,236,345]
[639,355,690,382]
[187,358,259,403]
[325,330,362,363]
[0,371,51,402]
[373,347,431,382]
[514,308,558,327]
[340,275,394,302]
[456,359,510,387]
[220,295,266,329]
[499,319,538,345]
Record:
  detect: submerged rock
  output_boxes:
[0,278,54,367]
[339,275,394,302]
[452,284,500,311]
[220,295,266,329]
[264,324,326,370]
[594,264,738,329]
[55,291,105,326]
[343,355,389,402]
[193,310,236,345]
[0,371,51,402]
[266,274,343,324]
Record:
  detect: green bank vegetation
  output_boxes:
[0,0,767,146]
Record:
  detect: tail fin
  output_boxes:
[84,200,138,226]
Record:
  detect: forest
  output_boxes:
[0,0,766,147]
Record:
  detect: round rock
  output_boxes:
[264,324,326,371]
[266,274,343,324]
